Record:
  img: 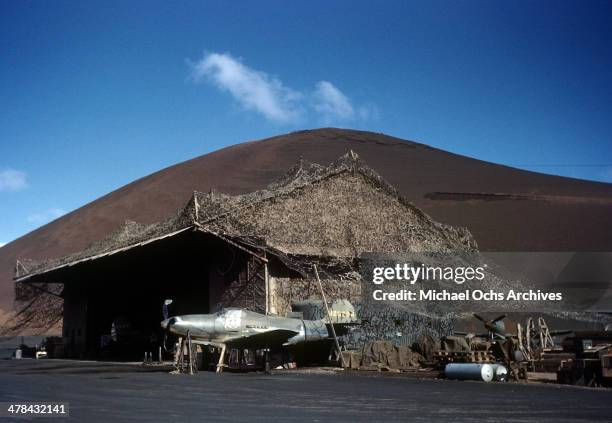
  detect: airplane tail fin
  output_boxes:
[290,299,359,325]
[324,300,359,336]
[325,299,359,325]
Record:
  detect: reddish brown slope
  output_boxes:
[1,128,611,313]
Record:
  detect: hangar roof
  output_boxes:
[15,151,476,283]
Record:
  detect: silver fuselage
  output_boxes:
[161,308,329,347]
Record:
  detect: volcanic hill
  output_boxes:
[1,128,612,329]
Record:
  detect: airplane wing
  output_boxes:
[225,329,300,349]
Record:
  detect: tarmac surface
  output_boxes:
[1,359,611,422]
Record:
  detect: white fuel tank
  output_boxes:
[444,363,494,382]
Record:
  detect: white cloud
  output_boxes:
[0,168,27,192]
[0,242,5,248]
[189,51,379,125]
[190,52,303,124]
[313,81,355,122]
[27,208,66,225]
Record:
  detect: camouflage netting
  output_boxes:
[1,283,63,336]
[16,151,476,280]
[196,151,477,256]
[13,151,477,340]
[358,340,424,370]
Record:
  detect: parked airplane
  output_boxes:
[160,299,358,372]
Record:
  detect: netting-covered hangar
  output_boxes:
[14,152,476,359]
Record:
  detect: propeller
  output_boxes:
[162,299,173,320]
[492,314,507,323]
[472,313,507,339]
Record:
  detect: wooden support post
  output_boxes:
[174,337,183,369]
[313,265,347,369]
[216,344,226,373]
[264,261,269,315]
[187,331,194,375]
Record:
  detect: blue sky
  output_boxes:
[1,1,611,245]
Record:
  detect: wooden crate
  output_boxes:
[434,350,494,364]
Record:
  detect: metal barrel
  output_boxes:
[444,363,494,382]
